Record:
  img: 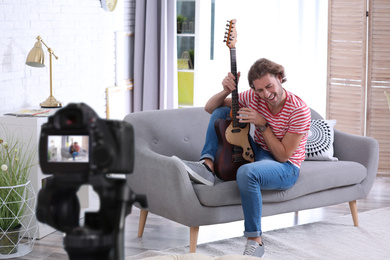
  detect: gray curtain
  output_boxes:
[133,0,177,112]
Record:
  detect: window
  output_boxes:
[177,0,196,107]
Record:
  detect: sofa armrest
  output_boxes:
[333,129,379,196]
[126,145,203,225]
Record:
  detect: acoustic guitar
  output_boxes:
[213,19,255,181]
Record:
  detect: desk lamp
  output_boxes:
[26,36,63,108]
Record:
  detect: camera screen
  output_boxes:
[47,135,89,163]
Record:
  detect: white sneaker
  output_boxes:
[173,156,215,186]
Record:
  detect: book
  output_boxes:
[4,109,58,117]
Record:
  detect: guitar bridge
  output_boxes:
[232,146,245,163]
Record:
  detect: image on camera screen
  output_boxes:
[47,135,89,163]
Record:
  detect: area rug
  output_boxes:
[127,207,390,259]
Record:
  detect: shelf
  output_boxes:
[178,69,194,72]
[177,33,195,37]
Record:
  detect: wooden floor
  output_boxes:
[18,176,390,260]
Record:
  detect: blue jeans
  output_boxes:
[72,152,79,160]
[200,107,300,237]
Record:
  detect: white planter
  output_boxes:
[0,181,37,258]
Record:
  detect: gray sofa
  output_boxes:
[124,107,379,252]
[60,147,88,160]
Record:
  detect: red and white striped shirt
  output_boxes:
[238,89,311,168]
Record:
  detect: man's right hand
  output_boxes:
[222,72,241,93]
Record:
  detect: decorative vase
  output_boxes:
[0,181,37,259]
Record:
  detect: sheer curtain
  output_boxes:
[133,0,177,112]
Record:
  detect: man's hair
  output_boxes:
[247,58,287,89]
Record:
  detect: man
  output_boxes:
[69,141,80,160]
[176,58,311,258]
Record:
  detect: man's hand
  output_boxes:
[222,72,241,93]
[236,107,266,126]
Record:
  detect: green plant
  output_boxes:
[177,14,187,25]
[0,127,36,232]
[189,49,194,68]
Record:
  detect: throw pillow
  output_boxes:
[305,119,338,161]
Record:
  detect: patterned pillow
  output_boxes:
[305,119,338,161]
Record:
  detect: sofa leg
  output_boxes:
[349,200,359,226]
[138,209,149,237]
[189,226,199,253]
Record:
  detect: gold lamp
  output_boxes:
[26,36,63,108]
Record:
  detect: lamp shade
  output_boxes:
[26,41,45,67]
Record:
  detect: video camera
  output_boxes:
[36,103,146,260]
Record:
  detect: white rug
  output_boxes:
[127,207,390,259]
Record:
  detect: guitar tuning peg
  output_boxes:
[223,40,227,43]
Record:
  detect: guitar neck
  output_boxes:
[230,48,239,127]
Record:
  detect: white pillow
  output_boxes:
[305,119,338,161]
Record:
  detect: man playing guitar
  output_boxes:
[176,58,311,258]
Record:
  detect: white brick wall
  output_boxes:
[0,0,135,117]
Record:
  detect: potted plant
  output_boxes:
[0,128,37,256]
[177,14,187,34]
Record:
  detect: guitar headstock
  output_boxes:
[224,19,237,49]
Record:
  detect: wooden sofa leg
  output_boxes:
[349,200,359,227]
[138,209,149,237]
[189,226,199,253]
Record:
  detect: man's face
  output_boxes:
[252,73,285,109]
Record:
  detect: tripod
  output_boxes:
[36,173,147,260]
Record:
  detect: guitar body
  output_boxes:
[214,118,254,181]
[213,19,255,181]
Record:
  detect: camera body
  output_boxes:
[36,103,145,260]
[39,103,134,176]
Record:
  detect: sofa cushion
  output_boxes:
[305,119,338,161]
[193,161,367,207]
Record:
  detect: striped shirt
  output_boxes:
[238,89,311,168]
